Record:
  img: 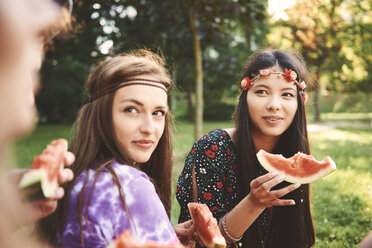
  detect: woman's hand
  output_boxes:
[0,151,75,230]
[247,171,301,208]
[173,220,198,248]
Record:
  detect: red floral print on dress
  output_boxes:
[210,206,220,212]
[211,144,218,151]
[227,187,233,192]
[217,182,223,188]
[203,192,212,200]
[205,150,215,158]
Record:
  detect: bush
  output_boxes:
[203,101,235,121]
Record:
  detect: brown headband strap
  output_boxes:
[89,78,168,102]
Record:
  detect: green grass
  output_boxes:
[13,117,372,247]
[13,124,72,168]
[319,112,372,123]
[309,127,372,247]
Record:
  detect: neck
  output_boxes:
[252,132,279,153]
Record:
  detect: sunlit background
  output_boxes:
[14,0,372,247]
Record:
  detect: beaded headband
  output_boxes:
[89,78,168,103]
[240,68,308,103]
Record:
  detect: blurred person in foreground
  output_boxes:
[359,232,372,248]
[0,0,75,246]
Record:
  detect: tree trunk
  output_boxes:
[169,71,177,112]
[187,6,203,141]
[186,86,194,122]
[313,70,321,122]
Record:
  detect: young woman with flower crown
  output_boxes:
[176,49,315,248]
[36,50,195,248]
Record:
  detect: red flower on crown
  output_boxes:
[299,81,306,90]
[240,77,252,91]
[302,93,309,103]
[259,69,270,76]
[283,68,297,82]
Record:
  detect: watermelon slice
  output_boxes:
[107,230,185,248]
[188,203,226,248]
[19,138,68,201]
[256,149,336,184]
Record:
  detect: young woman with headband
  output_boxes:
[37,50,195,247]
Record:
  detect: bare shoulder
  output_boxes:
[223,128,236,144]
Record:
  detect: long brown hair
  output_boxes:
[233,49,315,247]
[37,49,173,246]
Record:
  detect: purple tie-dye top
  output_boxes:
[60,161,178,247]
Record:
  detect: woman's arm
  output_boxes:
[221,171,300,240]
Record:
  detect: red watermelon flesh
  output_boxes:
[19,139,68,201]
[107,230,186,248]
[256,149,336,184]
[188,203,226,248]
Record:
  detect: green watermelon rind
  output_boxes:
[19,169,59,201]
[256,150,337,184]
[210,237,227,248]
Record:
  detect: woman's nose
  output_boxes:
[139,114,155,134]
[266,97,281,111]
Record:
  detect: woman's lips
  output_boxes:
[132,140,154,149]
[262,115,283,125]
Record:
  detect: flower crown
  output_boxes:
[240,68,308,103]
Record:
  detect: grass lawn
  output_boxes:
[13,117,372,247]
[309,127,372,247]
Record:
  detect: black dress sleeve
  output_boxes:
[176,129,235,223]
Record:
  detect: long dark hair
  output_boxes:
[233,49,315,247]
[36,49,173,246]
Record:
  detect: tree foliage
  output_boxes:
[37,0,267,124]
[267,0,372,121]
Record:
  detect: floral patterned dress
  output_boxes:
[176,128,272,248]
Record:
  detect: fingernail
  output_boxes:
[291,200,296,205]
[294,183,301,188]
[272,171,279,176]
[279,175,285,180]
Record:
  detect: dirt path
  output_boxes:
[308,121,372,132]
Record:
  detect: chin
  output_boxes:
[132,155,152,164]
[12,114,37,139]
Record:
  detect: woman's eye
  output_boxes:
[153,110,166,117]
[124,107,138,113]
[283,92,295,98]
[255,89,268,95]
